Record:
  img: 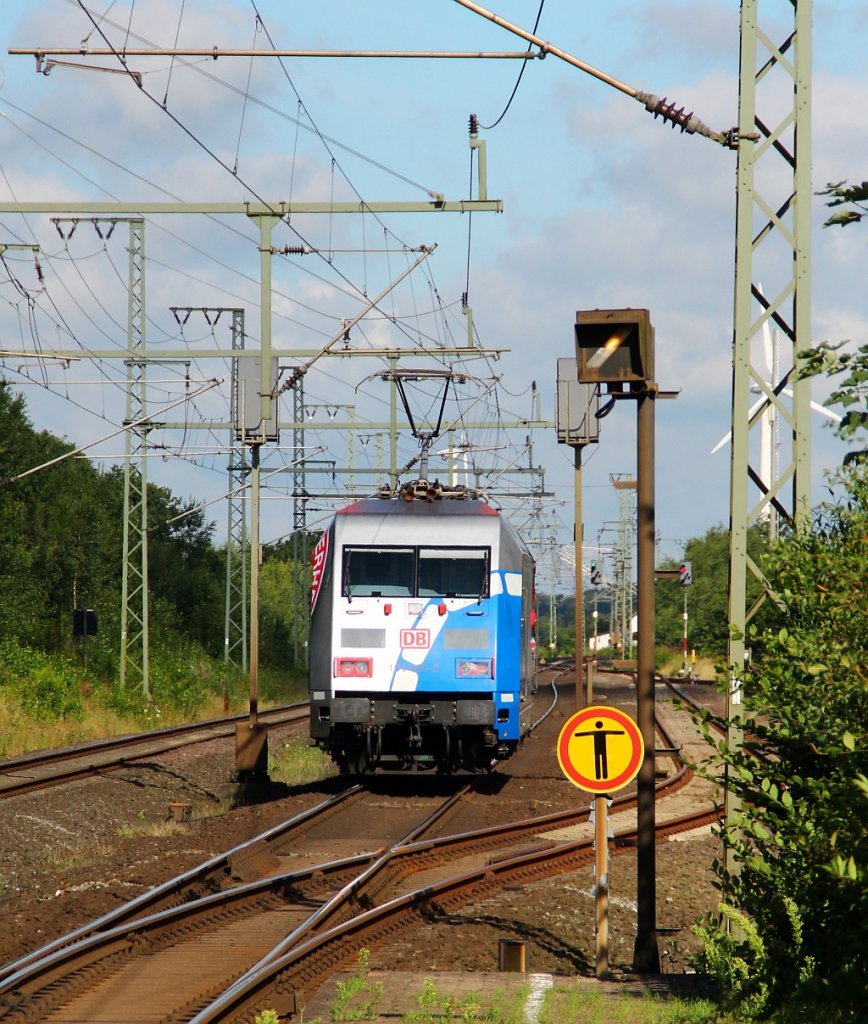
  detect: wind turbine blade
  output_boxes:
[710,395,767,453]
[779,388,844,423]
[710,431,731,455]
[810,401,843,423]
[759,282,774,377]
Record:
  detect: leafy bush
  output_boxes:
[12,660,84,721]
[0,638,47,680]
[147,643,212,716]
[693,465,867,1021]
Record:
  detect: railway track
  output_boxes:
[0,782,476,1022]
[0,683,715,1024]
[0,703,308,800]
[659,676,727,729]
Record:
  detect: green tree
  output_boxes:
[696,467,867,1019]
[655,525,768,657]
[0,387,123,649]
[817,179,868,228]
[148,488,224,655]
[0,385,236,713]
[798,340,868,465]
[259,538,312,671]
[694,339,868,1020]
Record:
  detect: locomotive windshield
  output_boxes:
[343,547,414,597]
[418,547,488,598]
[342,545,489,599]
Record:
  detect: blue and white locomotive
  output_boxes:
[308,481,536,773]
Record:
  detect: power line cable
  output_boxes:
[480,1,545,129]
[63,0,442,199]
[72,0,421,321]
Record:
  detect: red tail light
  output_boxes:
[456,659,493,679]
[334,657,373,678]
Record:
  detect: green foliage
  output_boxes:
[693,902,799,1019]
[254,1011,280,1024]
[0,641,85,721]
[148,489,225,656]
[14,662,84,721]
[0,386,306,715]
[816,180,868,228]
[693,464,868,1020]
[0,387,122,648]
[0,637,45,679]
[403,978,494,1023]
[147,644,210,716]
[103,680,151,719]
[329,948,383,1022]
[269,737,336,786]
[539,984,721,1024]
[797,340,868,464]
[259,540,312,670]
[655,525,769,656]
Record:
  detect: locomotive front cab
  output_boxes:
[308,495,534,774]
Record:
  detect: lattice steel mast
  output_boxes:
[725,0,813,871]
[119,218,149,696]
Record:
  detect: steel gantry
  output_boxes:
[0,187,505,692]
[226,308,249,672]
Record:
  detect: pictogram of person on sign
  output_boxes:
[574,719,626,780]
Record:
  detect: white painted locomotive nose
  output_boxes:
[309,484,535,774]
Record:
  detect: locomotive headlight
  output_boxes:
[456,659,493,679]
[334,657,373,678]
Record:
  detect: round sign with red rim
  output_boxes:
[556,705,644,793]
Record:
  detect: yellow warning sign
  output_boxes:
[557,705,644,793]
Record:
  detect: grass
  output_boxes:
[324,954,530,1024]
[0,693,148,758]
[320,952,730,1024]
[0,689,306,761]
[117,818,191,839]
[269,737,338,786]
[48,840,118,873]
[317,951,731,1024]
[538,983,722,1024]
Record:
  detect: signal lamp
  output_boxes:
[575,308,653,384]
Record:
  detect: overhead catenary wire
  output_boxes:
[1,100,459,362]
[0,104,459,420]
[58,0,441,196]
[69,0,432,326]
[479,0,545,130]
[450,0,729,144]
[3,4,545,534]
[0,377,221,487]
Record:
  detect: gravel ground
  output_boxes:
[0,674,724,984]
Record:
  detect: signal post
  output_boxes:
[555,360,599,706]
[574,308,676,974]
[557,705,644,979]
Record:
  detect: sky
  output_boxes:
[1,1,866,593]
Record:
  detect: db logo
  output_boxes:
[401,629,430,649]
